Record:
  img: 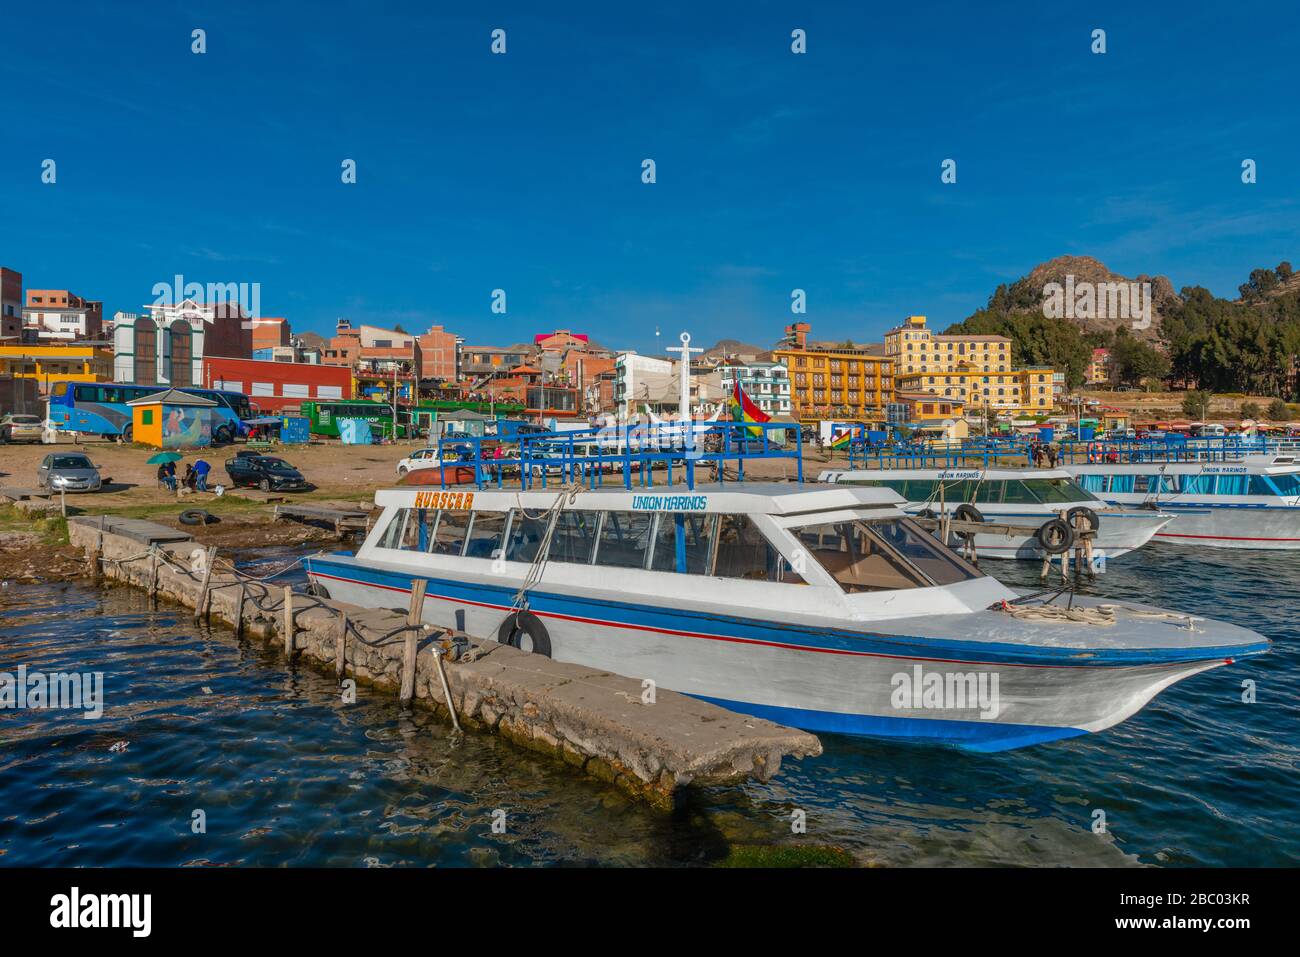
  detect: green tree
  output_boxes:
[1268,398,1291,421]
[1110,329,1170,388]
[1240,401,1261,420]
[1181,389,1212,420]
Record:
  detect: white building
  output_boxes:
[113,298,251,386]
[718,361,792,416]
[614,353,674,418]
[21,290,104,341]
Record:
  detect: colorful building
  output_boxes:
[0,343,114,388]
[773,322,893,423]
[718,361,793,416]
[202,355,353,412]
[127,389,217,449]
[885,315,1054,416]
[1,267,23,340]
[1086,348,1112,385]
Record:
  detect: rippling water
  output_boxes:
[1,543,1296,867]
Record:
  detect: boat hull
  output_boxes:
[306,555,1248,752]
[904,504,1172,560]
[1093,498,1300,549]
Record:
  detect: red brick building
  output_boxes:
[418,324,458,381]
[202,355,353,413]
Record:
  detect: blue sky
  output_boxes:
[3,1,1297,354]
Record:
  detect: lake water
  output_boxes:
[1,543,1296,867]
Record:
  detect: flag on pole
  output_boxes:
[729,380,771,437]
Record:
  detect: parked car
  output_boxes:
[396,447,444,477]
[1,413,45,443]
[37,452,102,492]
[224,455,307,491]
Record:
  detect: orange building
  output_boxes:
[418,324,459,381]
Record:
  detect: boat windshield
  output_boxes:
[791,516,982,593]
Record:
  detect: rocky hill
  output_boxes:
[1007,255,1180,341]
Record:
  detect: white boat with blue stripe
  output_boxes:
[818,467,1175,560]
[1065,455,1300,549]
[304,482,1268,752]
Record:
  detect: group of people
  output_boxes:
[1028,441,1060,469]
[156,458,212,492]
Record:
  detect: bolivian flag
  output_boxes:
[829,428,854,449]
[730,380,771,437]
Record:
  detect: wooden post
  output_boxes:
[233,582,245,639]
[335,611,348,679]
[400,579,427,705]
[60,487,66,518]
[283,585,295,657]
[194,546,217,622]
[148,546,160,600]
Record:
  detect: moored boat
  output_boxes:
[819,467,1174,560]
[304,482,1268,752]
[1064,455,1300,549]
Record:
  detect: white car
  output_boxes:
[396,447,444,477]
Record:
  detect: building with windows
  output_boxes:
[885,315,1054,416]
[0,343,114,387]
[772,322,893,423]
[202,355,353,413]
[717,360,792,416]
[250,316,291,358]
[1,267,22,340]
[22,289,104,341]
[113,299,253,387]
[418,324,459,381]
[1086,348,1112,386]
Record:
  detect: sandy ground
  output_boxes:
[0,434,831,583]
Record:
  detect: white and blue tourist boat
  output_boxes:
[1065,455,1300,549]
[818,467,1174,560]
[304,482,1268,752]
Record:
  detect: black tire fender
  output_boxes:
[1065,506,1099,532]
[496,610,552,657]
[1036,518,1074,554]
[953,503,984,524]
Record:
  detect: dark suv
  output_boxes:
[224,455,307,491]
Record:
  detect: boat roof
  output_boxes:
[1065,458,1300,475]
[821,467,1075,481]
[375,481,909,516]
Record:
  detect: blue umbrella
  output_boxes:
[146,451,184,464]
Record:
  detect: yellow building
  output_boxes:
[0,344,114,388]
[773,322,893,422]
[886,315,1053,415]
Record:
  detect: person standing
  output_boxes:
[193,458,211,492]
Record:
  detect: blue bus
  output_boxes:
[47,382,253,443]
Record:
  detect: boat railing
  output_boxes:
[433,421,803,490]
[843,435,1284,470]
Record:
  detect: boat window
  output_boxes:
[1075,474,1105,494]
[650,513,717,573]
[593,511,656,569]
[1265,473,1300,496]
[465,510,509,559]
[792,517,979,593]
[549,510,599,563]
[377,509,409,550]
[431,508,470,556]
[1001,480,1040,503]
[1216,474,1249,496]
[505,509,549,563]
[1179,474,1215,494]
[1023,478,1093,503]
[900,479,932,500]
[971,480,1004,504]
[715,515,805,583]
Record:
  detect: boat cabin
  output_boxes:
[359,482,992,601]
[820,468,1101,507]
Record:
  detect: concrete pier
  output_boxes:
[67,516,822,809]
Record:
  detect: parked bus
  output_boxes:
[299,399,409,439]
[47,382,253,443]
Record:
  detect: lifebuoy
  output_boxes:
[496,610,552,657]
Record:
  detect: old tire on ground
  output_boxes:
[497,610,552,657]
[1035,518,1074,554]
[179,509,217,526]
[1065,506,1100,532]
